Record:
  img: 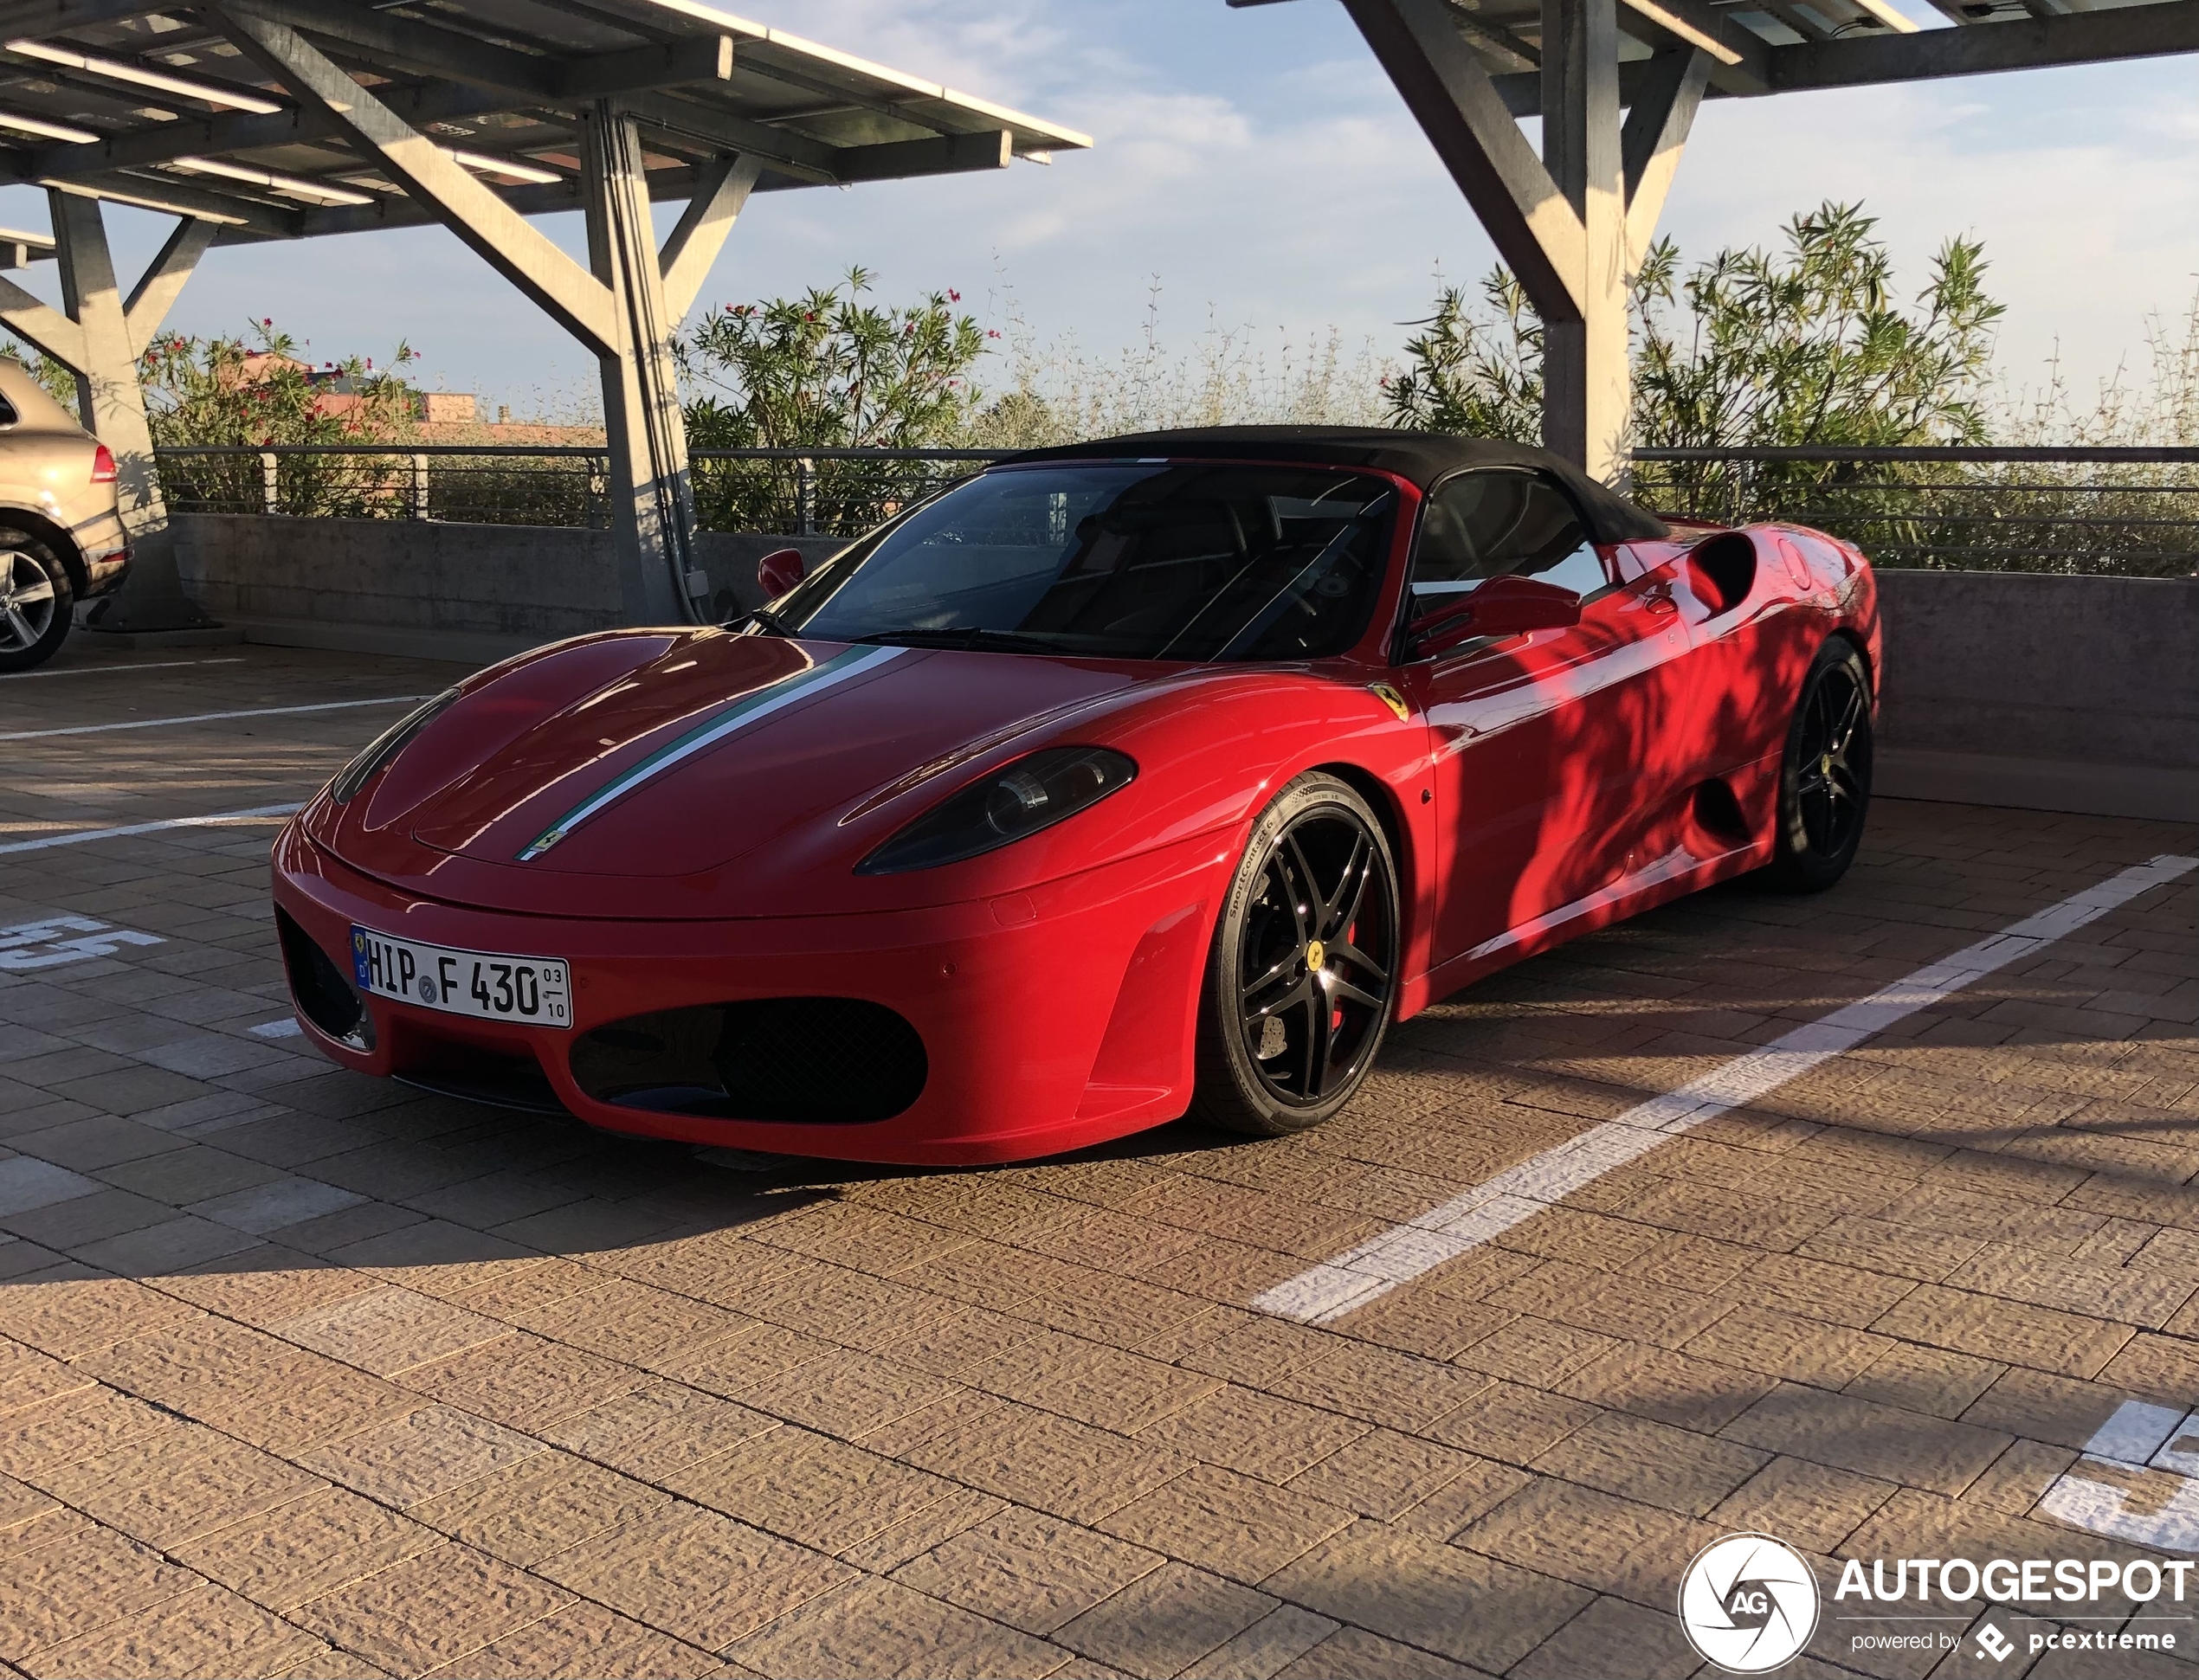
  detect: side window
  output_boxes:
[1410,471,1609,610]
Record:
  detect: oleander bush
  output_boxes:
[1383,202,2199,574]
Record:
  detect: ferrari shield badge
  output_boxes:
[1369,683,1410,721]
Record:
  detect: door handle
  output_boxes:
[1645,593,1679,617]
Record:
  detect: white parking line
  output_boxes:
[1253,853,2199,1325]
[0,657,245,681]
[2041,1400,2199,1550]
[0,801,301,856]
[0,693,429,740]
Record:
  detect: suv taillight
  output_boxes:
[90,444,116,483]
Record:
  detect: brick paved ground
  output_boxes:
[3,642,2198,1679]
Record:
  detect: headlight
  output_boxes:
[856,746,1137,874]
[327,687,461,804]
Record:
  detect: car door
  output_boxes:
[1396,468,1695,967]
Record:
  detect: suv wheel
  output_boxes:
[0,533,72,673]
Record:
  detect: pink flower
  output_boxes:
[948,289,960,302]
[987,329,1000,340]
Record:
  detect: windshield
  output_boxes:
[771,462,1396,662]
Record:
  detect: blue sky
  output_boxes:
[3,0,2195,418]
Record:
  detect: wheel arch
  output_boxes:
[1305,759,1409,877]
[1826,625,1874,688]
[0,505,88,595]
[1301,758,1432,1001]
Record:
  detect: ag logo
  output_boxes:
[1678,1532,1820,1672]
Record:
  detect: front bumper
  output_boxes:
[269,822,1228,1165]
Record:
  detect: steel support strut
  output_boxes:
[1539,0,1627,478]
[52,195,215,633]
[216,2,715,627]
[583,102,701,625]
[1338,0,1714,483]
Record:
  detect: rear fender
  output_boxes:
[0,502,87,595]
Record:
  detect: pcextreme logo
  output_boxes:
[1677,1533,1820,1673]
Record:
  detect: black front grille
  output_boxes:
[277,909,372,1049]
[396,1049,567,1115]
[571,997,927,1124]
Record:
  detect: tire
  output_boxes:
[1763,638,1873,892]
[0,532,72,673]
[1190,772,1402,1136]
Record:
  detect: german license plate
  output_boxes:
[350,927,571,1029]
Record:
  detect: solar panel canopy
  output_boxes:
[1235,0,2199,113]
[0,0,1092,244]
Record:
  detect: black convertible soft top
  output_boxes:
[999,425,1670,545]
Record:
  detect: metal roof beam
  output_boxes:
[199,0,734,101]
[0,0,165,38]
[26,77,513,181]
[836,126,1010,183]
[619,89,836,179]
[122,211,211,354]
[53,170,302,232]
[1495,0,2199,103]
[1771,0,2199,86]
[1339,0,1585,320]
[0,268,83,367]
[215,1,620,352]
[1615,0,1766,87]
[656,151,753,320]
[1621,42,1708,266]
[566,34,729,100]
[214,0,557,95]
[221,161,701,239]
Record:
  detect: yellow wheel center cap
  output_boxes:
[1306,940,1326,971]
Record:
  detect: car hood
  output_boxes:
[310,627,1193,917]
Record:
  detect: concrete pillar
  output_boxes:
[582,102,700,626]
[1539,0,1630,483]
[51,192,212,633]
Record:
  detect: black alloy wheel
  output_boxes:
[0,533,71,673]
[1191,771,1401,1136]
[1765,638,1873,891]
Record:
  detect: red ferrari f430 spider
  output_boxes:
[271,428,1880,1163]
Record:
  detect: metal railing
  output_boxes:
[152,441,2199,576]
[152,443,1015,535]
[1634,447,2199,577]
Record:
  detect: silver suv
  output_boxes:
[0,357,131,672]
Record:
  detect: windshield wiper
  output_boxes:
[849,627,1067,654]
[729,606,795,637]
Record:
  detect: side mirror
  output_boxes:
[757,546,805,598]
[1408,574,1582,657]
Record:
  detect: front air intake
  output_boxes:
[276,909,373,1050]
[570,997,927,1124]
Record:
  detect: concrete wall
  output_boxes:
[168,515,2199,822]
[172,515,846,665]
[1873,570,2199,823]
